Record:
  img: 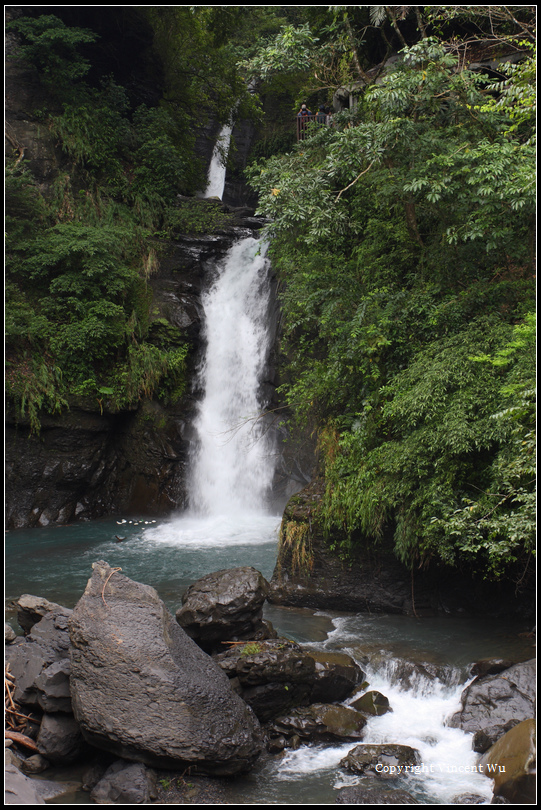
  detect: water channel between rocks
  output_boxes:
[5,516,533,805]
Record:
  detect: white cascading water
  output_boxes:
[145,123,281,551]
[266,619,496,805]
[189,236,276,517]
[203,121,233,199]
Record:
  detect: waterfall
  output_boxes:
[188,236,276,517]
[203,121,233,200]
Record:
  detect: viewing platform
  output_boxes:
[296,113,331,141]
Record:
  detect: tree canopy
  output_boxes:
[246,7,536,583]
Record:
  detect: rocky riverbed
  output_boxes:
[5,563,536,805]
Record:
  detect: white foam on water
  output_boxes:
[143,513,280,549]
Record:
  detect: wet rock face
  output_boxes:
[339,743,422,776]
[214,640,364,723]
[269,482,416,614]
[269,703,367,744]
[448,659,535,740]
[350,690,392,716]
[68,561,263,775]
[308,650,366,704]
[269,483,536,617]
[176,566,271,648]
[479,718,536,804]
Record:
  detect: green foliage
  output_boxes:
[5,357,69,435]
[6,14,97,90]
[251,32,535,580]
[6,7,253,431]
[162,200,234,237]
[240,642,263,657]
[238,23,318,81]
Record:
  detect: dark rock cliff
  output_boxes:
[4,222,271,528]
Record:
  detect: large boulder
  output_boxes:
[214,639,315,721]
[5,606,72,712]
[175,566,272,649]
[479,718,536,804]
[448,659,535,740]
[68,561,263,775]
[214,640,364,722]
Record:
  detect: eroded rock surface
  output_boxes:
[69,561,263,774]
[214,640,364,722]
[448,659,535,740]
[176,566,272,649]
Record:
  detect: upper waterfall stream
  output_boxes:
[142,234,281,554]
[203,121,233,199]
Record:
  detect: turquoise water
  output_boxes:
[5,515,534,805]
[5,513,281,618]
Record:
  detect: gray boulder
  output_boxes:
[351,690,391,716]
[5,607,72,711]
[214,640,363,722]
[15,594,66,634]
[269,703,367,744]
[448,659,535,739]
[176,566,272,648]
[340,743,422,776]
[37,712,86,764]
[90,760,157,804]
[69,561,263,774]
[309,650,365,703]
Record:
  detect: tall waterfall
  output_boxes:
[188,237,276,517]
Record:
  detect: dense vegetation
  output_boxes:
[5,7,536,585]
[245,6,536,582]
[5,7,285,430]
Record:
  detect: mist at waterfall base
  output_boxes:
[5,238,533,804]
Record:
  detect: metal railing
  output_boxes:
[296,114,330,141]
